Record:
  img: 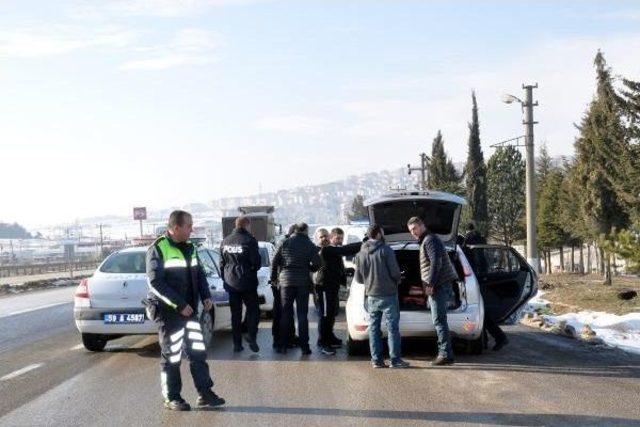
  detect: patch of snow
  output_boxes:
[543,311,640,355]
[524,290,551,312]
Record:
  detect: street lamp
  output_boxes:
[502,84,540,273]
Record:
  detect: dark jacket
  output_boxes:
[146,235,211,315]
[419,232,458,289]
[463,230,487,246]
[314,242,362,289]
[354,239,401,297]
[219,227,261,293]
[270,232,321,287]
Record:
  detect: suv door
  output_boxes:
[463,245,537,323]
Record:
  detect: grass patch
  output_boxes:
[539,274,640,315]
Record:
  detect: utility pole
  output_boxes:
[98,223,105,260]
[523,84,539,273]
[407,152,429,190]
[502,84,540,273]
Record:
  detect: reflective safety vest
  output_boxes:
[156,236,199,269]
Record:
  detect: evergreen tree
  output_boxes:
[428,130,463,194]
[347,195,368,221]
[573,51,630,284]
[487,146,526,246]
[464,91,488,237]
[615,76,640,223]
[536,144,553,187]
[537,167,566,272]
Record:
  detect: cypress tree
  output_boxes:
[573,51,629,284]
[428,130,462,194]
[464,91,488,237]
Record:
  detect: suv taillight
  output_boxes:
[75,279,90,299]
[460,255,473,277]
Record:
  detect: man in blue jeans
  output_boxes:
[407,216,458,366]
[354,224,409,369]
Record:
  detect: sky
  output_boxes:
[1,0,640,229]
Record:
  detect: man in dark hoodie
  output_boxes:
[270,222,322,354]
[220,216,262,353]
[354,224,409,369]
[407,216,458,366]
[313,227,362,355]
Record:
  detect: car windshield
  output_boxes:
[99,252,146,274]
[259,247,270,267]
[198,249,220,277]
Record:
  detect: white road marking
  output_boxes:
[0,302,70,318]
[0,363,43,381]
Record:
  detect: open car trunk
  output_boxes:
[394,249,464,312]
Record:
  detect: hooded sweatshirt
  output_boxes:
[354,239,401,297]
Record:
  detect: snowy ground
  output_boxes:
[523,290,640,356]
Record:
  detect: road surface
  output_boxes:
[1,288,639,426]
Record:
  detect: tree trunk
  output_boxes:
[604,251,612,285]
[570,244,575,273]
[579,244,585,274]
[559,246,565,273]
[587,243,592,274]
[612,253,618,276]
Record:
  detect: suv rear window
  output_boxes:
[99,252,146,274]
[371,200,457,235]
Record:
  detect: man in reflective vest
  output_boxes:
[146,210,225,411]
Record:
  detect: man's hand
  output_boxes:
[203,298,213,312]
[422,283,434,296]
[180,305,194,317]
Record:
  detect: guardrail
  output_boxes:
[0,261,100,278]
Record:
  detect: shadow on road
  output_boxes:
[209,406,640,426]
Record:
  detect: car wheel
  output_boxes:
[465,329,486,355]
[82,333,107,352]
[346,335,369,356]
[200,307,215,348]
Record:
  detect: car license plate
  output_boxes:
[103,313,145,324]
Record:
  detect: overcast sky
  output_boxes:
[2,0,640,228]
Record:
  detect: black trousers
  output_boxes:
[315,286,340,345]
[229,289,259,346]
[484,312,507,342]
[271,285,295,347]
[280,286,311,349]
[158,313,213,401]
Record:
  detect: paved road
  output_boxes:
[1,289,639,426]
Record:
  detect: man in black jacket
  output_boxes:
[220,216,262,353]
[270,224,298,349]
[314,227,362,355]
[270,222,321,354]
[146,210,225,411]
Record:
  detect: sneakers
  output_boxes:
[431,355,455,366]
[318,344,336,355]
[371,360,387,369]
[196,390,226,408]
[164,397,191,411]
[492,337,509,352]
[390,359,410,369]
[245,336,260,353]
[301,345,312,355]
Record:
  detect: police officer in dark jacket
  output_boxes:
[220,216,262,353]
[313,227,362,355]
[270,222,321,354]
[146,210,225,411]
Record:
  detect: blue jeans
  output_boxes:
[429,284,454,359]
[366,295,402,363]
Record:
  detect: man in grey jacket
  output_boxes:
[407,216,457,366]
[354,224,409,369]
